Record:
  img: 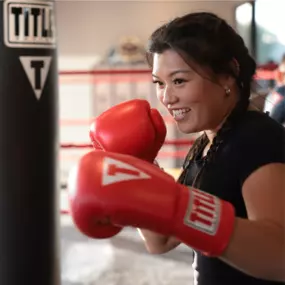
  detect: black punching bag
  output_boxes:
[0,0,60,284]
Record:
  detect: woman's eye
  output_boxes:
[173,78,186,85]
[152,80,164,87]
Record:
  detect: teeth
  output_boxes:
[172,108,190,117]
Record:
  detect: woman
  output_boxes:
[138,12,285,285]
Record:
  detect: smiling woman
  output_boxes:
[137,11,285,285]
[151,49,239,134]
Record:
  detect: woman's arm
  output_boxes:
[137,228,181,254]
[219,163,285,281]
[220,218,284,281]
[138,162,182,254]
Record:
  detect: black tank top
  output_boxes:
[179,111,285,285]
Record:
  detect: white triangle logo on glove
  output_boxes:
[102,157,151,186]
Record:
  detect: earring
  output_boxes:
[224,86,231,96]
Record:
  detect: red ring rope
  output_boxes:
[59,68,278,80]
[60,139,194,149]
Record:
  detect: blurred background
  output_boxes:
[56,1,285,284]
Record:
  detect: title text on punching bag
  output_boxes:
[4,0,56,48]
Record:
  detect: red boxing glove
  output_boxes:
[68,150,235,257]
[89,99,166,162]
[87,99,166,238]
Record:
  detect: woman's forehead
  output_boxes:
[152,50,214,80]
[152,50,195,75]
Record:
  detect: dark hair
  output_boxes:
[146,12,257,187]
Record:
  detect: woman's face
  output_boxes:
[152,49,237,134]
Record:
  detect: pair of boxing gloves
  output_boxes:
[68,99,236,257]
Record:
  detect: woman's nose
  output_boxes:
[161,86,178,105]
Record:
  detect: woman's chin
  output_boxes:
[176,121,200,134]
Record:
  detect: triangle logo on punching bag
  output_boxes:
[19,56,52,100]
[102,157,151,186]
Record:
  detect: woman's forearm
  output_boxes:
[137,228,180,254]
[220,218,285,282]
